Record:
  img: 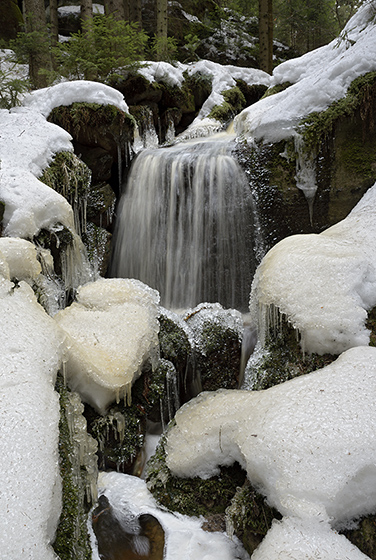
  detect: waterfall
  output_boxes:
[110,134,258,312]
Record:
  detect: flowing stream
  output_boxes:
[110,133,259,311]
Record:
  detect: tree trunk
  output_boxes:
[129,0,142,27]
[81,0,93,24]
[104,0,125,20]
[24,0,51,88]
[49,0,58,49]
[156,0,168,60]
[259,0,273,74]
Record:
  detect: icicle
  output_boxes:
[117,143,122,188]
[294,134,317,225]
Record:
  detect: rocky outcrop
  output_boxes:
[234,72,376,252]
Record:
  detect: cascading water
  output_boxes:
[110,134,259,312]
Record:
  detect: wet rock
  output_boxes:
[92,495,165,560]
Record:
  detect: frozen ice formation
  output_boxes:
[0,278,65,560]
[165,346,376,559]
[0,237,42,282]
[55,278,160,414]
[250,181,376,355]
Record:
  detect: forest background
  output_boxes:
[0,0,366,103]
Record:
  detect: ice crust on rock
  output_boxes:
[250,181,376,355]
[234,1,376,142]
[165,346,376,558]
[54,278,160,414]
[0,237,42,281]
[0,279,65,560]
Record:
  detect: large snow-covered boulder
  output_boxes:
[165,345,376,559]
[55,278,160,414]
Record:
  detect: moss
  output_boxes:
[53,373,92,560]
[183,70,213,108]
[300,72,376,153]
[366,306,376,347]
[39,151,91,204]
[261,82,292,99]
[146,431,247,517]
[208,86,246,124]
[248,313,337,391]
[226,480,280,557]
[343,515,376,559]
[86,401,145,473]
[236,80,268,106]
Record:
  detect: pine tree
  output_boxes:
[23,0,51,88]
[259,0,273,73]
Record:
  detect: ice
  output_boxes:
[54,278,160,414]
[93,471,251,560]
[250,181,376,355]
[0,280,65,560]
[234,2,376,142]
[0,237,41,281]
[165,346,376,558]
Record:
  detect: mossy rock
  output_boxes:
[343,515,376,559]
[53,373,94,560]
[261,82,292,99]
[0,0,23,44]
[236,80,268,106]
[245,311,337,391]
[158,310,199,402]
[226,480,280,557]
[234,72,376,252]
[146,430,247,517]
[48,102,135,155]
[111,71,162,106]
[81,222,112,277]
[184,303,243,392]
[183,70,213,110]
[84,361,177,473]
[86,182,116,228]
[39,150,91,205]
[208,86,247,124]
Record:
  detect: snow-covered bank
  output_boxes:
[234,1,376,142]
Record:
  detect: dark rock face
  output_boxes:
[234,75,376,253]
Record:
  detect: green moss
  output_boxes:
[300,72,376,152]
[87,402,145,472]
[226,480,280,557]
[208,86,246,123]
[343,514,376,559]
[261,82,292,99]
[146,431,247,516]
[53,374,92,560]
[249,313,337,390]
[48,102,135,140]
[39,151,91,203]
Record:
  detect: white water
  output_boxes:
[111,134,258,311]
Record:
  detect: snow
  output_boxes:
[0,108,75,238]
[165,345,376,558]
[250,180,376,355]
[0,277,65,560]
[93,471,250,560]
[22,80,129,116]
[54,278,160,414]
[234,1,376,142]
